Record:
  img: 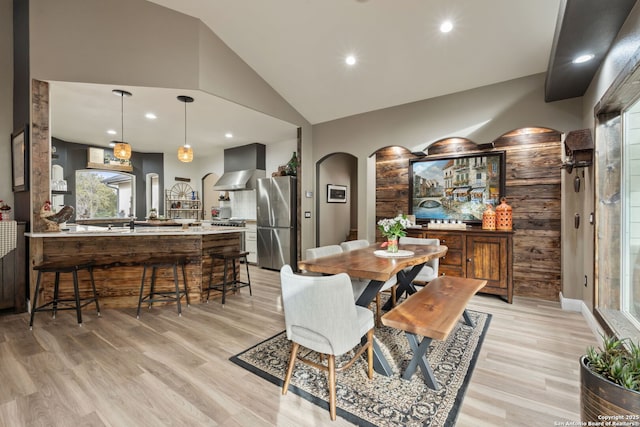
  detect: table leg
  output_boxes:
[356,279,394,377]
[403,332,439,390]
[382,262,425,311]
[462,309,475,327]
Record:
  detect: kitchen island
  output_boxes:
[26,225,247,309]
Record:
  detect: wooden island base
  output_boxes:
[28,229,245,310]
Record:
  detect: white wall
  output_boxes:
[266,139,297,177]
[0,0,13,208]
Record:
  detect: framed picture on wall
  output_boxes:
[327,184,347,203]
[11,125,29,192]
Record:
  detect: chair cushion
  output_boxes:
[380,276,397,292]
[355,306,375,337]
[340,239,370,252]
[350,278,369,300]
[414,265,435,282]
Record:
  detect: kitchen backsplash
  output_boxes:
[231,190,257,220]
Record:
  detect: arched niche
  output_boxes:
[316,152,358,246]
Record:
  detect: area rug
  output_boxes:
[230,310,491,426]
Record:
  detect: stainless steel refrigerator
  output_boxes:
[257,176,297,270]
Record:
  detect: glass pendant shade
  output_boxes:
[178,145,193,163]
[177,95,195,163]
[112,89,132,160]
[113,142,131,160]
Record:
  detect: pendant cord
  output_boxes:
[121,92,124,142]
[184,100,187,147]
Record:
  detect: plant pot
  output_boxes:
[580,355,640,421]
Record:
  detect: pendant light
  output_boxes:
[177,95,194,163]
[112,89,132,160]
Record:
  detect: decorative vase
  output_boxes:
[482,204,496,230]
[387,237,399,253]
[496,197,513,231]
[286,152,298,176]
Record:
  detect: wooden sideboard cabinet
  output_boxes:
[406,226,513,303]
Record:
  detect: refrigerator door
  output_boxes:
[257,227,293,270]
[257,226,272,269]
[271,176,294,228]
[272,227,292,269]
[256,178,273,227]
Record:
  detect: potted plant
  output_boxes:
[377,214,411,253]
[580,335,640,422]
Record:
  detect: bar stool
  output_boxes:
[206,251,252,304]
[136,256,190,318]
[29,261,100,329]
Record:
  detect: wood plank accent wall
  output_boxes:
[31,79,51,233]
[375,129,563,301]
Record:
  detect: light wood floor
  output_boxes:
[0,266,597,427]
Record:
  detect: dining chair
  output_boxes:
[304,245,368,299]
[339,239,398,327]
[280,265,374,421]
[398,236,440,289]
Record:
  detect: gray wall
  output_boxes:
[0,0,13,208]
[317,153,357,246]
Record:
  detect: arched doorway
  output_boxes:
[316,153,358,246]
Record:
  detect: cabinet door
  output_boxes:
[467,235,507,289]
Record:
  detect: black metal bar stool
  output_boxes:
[136,256,190,318]
[29,261,100,329]
[206,251,252,304]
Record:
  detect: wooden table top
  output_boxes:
[297,243,448,282]
[381,275,487,340]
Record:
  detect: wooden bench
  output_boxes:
[381,275,487,389]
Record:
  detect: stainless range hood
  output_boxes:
[213,143,266,191]
[212,169,266,191]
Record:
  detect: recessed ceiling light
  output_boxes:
[345,55,357,66]
[145,112,157,120]
[107,129,117,135]
[440,20,453,33]
[573,54,594,64]
[108,142,116,147]
[225,132,233,138]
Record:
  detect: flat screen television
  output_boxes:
[409,151,506,224]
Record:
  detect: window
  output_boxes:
[75,170,135,219]
[623,100,640,328]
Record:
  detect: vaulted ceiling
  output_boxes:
[51,0,638,155]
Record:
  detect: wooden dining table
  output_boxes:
[298,242,448,376]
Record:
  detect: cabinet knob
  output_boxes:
[440,272,445,276]
[441,239,446,243]
[441,256,445,260]
[467,258,472,263]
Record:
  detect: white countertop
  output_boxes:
[26,224,247,238]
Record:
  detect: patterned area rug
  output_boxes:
[230,310,491,426]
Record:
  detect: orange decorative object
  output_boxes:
[482,205,496,230]
[496,197,513,230]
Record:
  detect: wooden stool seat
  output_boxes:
[206,251,252,304]
[29,261,100,329]
[136,256,190,318]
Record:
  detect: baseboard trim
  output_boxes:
[559,292,603,344]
